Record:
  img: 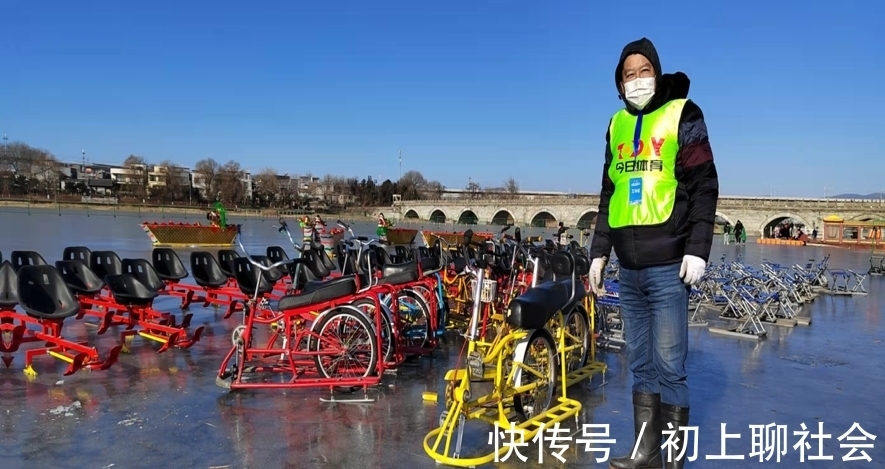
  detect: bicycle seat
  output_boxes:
[420,256,440,273]
[104,273,159,307]
[573,253,590,276]
[277,276,357,311]
[506,280,570,330]
[379,260,419,285]
[55,260,105,295]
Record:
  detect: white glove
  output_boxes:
[589,257,607,296]
[679,255,706,285]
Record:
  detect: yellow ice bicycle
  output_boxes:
[423,230,607,467]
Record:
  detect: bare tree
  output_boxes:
[320,174,337,203]
[194,158,220,201]
[122,155,149,199]
[253,167,280,207]
[216,160,245,205]
[156,160,189,203]
[466,180,482,199]
[504,177,519,199]
[422,180,445,199]
[33,151,60,196]
[397,170,427,200]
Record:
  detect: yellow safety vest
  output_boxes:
[607,99,686,229]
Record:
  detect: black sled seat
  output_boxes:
[0,261,20,308]
[378,260,420,286]
[249,255,285,284]
[10,251,47,272]
[506,251,583,330]
[90,251,123,279]
[266,246,289,263]
[17,265,81,320]
[62,247,93,268]
[122,258,166,293]
[151,248,189,282]
[233,257,276,298]
[104,274,159,307]
[217,249,240,280]
[191,252,229,288]
[55,260,105,296]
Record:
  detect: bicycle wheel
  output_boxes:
[564,306,590,372]
[350,297,396,364]
[513,330,556,422]
[397,289,431,350]
[311,307,378,380]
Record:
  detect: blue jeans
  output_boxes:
[619,262,690,407]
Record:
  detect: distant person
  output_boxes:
[723,222,731,244]
[587,37,719,469]
[811,228,818,240]
[734,220,744,244]
[377,212,393,242]
[556,222,569,246]
[298,215,314,242]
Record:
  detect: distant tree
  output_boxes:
[194,158,220,201]
[466,180,482,199]
[252,167,279,207]
[122,154,149,199]
[157,160,189,203]
[216,160,245,205]
[423,180,445,199]
[505,177,519,198]
[397,170,427,200]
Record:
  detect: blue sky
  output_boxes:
[2,0,882,197]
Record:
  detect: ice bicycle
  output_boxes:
[423,230,606,466]
[215,225,395,401]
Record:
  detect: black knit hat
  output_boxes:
[615,37,662,92]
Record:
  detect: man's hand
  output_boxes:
[589,257,607,295]
[679,255,706,285]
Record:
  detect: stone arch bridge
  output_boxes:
[394,196,885,237]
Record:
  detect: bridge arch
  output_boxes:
[529,209,558,228]
[428,208,447,224]
[715,211,733,226]
[760,212,811,238]
[490,209,515,225]
[575,210,598,230]
[457,209,479,225]
[403,209,420,220]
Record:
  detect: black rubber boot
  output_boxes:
[609,393,662,469]
[661,404,690,469]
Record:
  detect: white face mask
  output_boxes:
[623,76,655,110]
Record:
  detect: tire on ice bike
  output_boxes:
[350,297,396,364]
[513,329,557,422]
[309,306,379,392]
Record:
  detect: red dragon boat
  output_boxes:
[141,221,239,247]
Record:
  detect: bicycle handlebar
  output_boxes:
[235,225,299,273]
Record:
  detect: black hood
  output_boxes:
[615,37,690,114]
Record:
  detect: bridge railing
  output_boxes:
[395,196,885,210]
